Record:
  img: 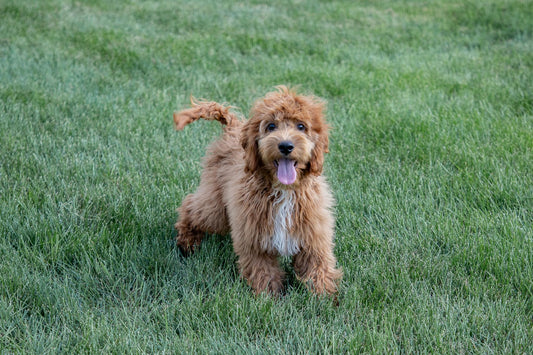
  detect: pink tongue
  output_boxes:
[277,158,297,185]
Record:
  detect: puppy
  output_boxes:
[173,86,342,295]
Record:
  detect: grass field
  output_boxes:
[1,0,532,353]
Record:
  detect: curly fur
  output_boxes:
[173,86,342,295]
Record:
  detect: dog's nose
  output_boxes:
[278,141,294,155]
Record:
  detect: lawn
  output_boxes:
[1,0,532,353]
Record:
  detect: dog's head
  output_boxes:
[240,86,329,186]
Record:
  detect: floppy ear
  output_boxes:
[308,131,329,175]
[240,120,262,173]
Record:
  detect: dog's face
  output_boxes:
[241,86,329,186]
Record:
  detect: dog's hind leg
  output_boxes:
[175,177,230,255]
[175,195,205,255]
[175,226,202,255]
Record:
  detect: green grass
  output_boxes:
[1,0,532,352]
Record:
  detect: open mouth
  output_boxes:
[274,158,297,185]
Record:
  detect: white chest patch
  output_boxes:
[265,190,300,256]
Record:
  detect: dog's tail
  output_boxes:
[173,98,241,131]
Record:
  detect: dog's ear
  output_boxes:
[240,120,262,173]
[308,128,329,176]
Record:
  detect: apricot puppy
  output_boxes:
[173,86,342,295]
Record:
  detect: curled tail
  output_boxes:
[173,98,241,131]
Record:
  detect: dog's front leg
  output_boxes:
[293,247,342,295]
[235,248,285,296]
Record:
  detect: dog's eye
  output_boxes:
[296,123,306,131]
[266,123,277,132]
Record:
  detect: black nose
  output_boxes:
[278,141,294,155]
